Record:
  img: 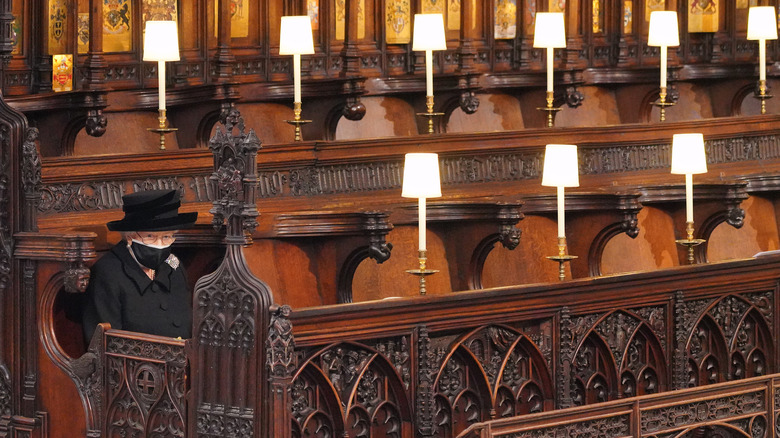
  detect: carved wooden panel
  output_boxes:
[566,308,669,407]
[290,338,412,438]
[428,325,553,436]
[103,333,187,438]
[684,294,774,388]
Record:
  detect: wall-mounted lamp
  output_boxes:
[402,152,442,294]
[533,12,566,128]
[143,20,180,150]
[412,14,447,134]
[672,133,708,264]
[280,15,315,141]
[748,6,777,114]
[542,144,579,281]
[648,11,680,122]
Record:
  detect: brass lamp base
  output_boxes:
[652,87,676,122]
[756,80,773,115]
[546,237,577,281]
[675,221,705,265]
[416,96,444,134]
[284,102,312,141]
[536,91,561,128]
[406,250,439,295]
[147,109,177,150]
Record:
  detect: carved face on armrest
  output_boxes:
[64,266,91,293]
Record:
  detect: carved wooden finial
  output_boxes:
[208,105,261,241]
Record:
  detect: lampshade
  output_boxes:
[402,153,442,198]
[648,11,680,47]
[412,14,447,51]
[279,16,315,55]
[671,133,707,174]
[533,13,566,48]
[541,144,579,187]
[143,21,180,61]
[748,7,778,40]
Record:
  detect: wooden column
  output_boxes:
[32,0,53,92]
[213,0,235,83]
[341,0,361,76]
[457,0,476,72]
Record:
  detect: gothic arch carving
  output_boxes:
[684,294,772,388]
[432,325,553,435]
[292,341,412,437]
[571,309,668,405]
[572,332,617,406]
[618,324,667,398]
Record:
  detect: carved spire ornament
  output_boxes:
[193,105,275,436]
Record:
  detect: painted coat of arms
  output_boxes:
[495,0,517,39]
[386,0,410,44]
[49,0,67,54]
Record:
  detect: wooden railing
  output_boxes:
[278,255,780,437]
[458,373,780,437]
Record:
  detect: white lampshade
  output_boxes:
[671,134,707,174]
[542,144,579,187]
[748,7,778,40]
[280,16,315,55]
[533,13,566,48]
[143,21,180,61]
[648,11,680,47]
[412,14,447,51]
[402,153,442,198]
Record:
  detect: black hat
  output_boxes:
[107,189,198,232]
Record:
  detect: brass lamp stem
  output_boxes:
[652,86,676,122]
[416,95,443,134]
[659,87,667,122]
[675,221,706,265]
[536,90,561,128]
[284,101,312,141]
[406,250,438,295]
[758,79,772,115]
[546,236,577,281]
[147,108,177,150]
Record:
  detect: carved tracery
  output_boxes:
[570,309,668,405]
[685,295,773,388]
[290,341,412,438]
[432,325,553,437]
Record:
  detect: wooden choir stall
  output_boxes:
[2,0,780,437]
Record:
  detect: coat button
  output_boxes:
[159,302,169,311]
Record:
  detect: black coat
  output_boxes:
[82,242,192,342]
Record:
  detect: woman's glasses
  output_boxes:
[135,232,176,246]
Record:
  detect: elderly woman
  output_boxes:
[82,189,197,341]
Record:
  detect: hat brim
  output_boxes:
[107,212,198,232]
